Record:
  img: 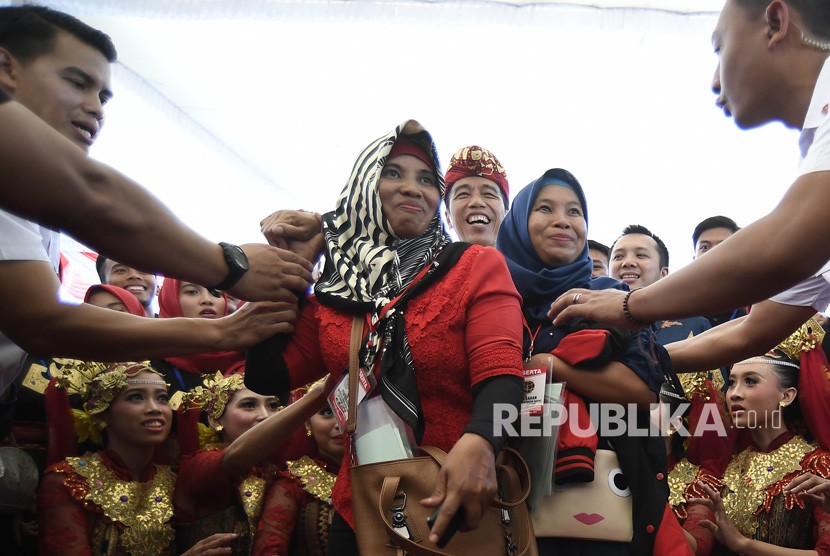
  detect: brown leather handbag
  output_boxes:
[345,318,538,556]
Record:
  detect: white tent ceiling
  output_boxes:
[6,1,797,275]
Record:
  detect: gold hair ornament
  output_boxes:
[734,317,824,370]
[776,317,824,361]
[291,375,329,397]
[181,371,245,421]
[71,408,105,445]
[197,422,219,448]
[676,370,725,402]
[53,360,163,415]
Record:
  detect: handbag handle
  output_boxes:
[378,475,535,556]
[417,446,531,510]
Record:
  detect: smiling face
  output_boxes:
[0,31,112,151]
[528,185,586,268]
[727,360,795,430]
[445,176,507,247]
[102,260,157,309]
[215,388,282,444]
[378,154,440,239]
[308,405,344,464]
[102,370,171,450]
[610,233,668,289]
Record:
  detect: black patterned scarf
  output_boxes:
[315,120,451,442]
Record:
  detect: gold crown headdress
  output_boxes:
[734,317,825,370]
[182,371,245,421]
[53,360,163,415]
[290,376,329,398]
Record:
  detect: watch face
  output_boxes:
[228,245,249,269]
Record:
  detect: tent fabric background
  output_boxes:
[5,0,797,301]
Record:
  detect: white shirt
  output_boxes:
[0,209,59,395]
[770,56,830,312]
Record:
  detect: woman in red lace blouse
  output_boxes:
[244,120,525,555]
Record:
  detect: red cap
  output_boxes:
[444,145,509,203]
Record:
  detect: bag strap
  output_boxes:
[378,474,535,556]
[412,446,530,509]
[494,447,532,508]
[345,315,365,443]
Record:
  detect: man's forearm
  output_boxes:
[0,101,229,287]
[0,261,295,362]
[630,171,830,322]
[667,302,817,371]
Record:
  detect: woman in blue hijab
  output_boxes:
[496,169,692,555]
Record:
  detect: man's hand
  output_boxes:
[260,210,324,264]
[216,301,298,351]
[549,288,637,329]
[227,243,313,302]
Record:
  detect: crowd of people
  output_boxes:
[2,1,830,555]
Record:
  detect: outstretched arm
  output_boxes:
[222,375,332,476]
[0,260,297,362]
[667,301,816,372]
[550,170,830,327]
[0,100,313,302]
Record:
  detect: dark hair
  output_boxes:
[0,6,117,64]
[768,356,805,432]
[692,215,739,248]
[95,254,108,283]
[734,0,830,39]
[587,239,610,259]
[613,224,669,268]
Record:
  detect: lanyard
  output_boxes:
[367,262,435,333]
[521,315,543,361]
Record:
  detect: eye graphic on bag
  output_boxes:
[607,467,631,497]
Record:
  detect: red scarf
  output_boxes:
[158,278,242,374]
[84,284,146,317]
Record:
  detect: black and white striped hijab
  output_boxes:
[314,120,451,441]
[315,119,449,309]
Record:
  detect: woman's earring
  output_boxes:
[213,424,224,432]
[306,425,313,437]
[779,401,787,408]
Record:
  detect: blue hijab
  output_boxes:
[497,168,612,323]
